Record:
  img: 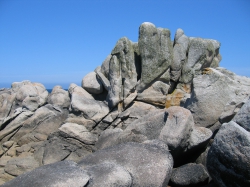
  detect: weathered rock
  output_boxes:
[15,81,48,111]
[95,66,110,91]
[65,113,96,131]
[100,55,112,78]
[186,68,250,127]
[95,128,123,150]
[188,126,212,150]
[69,83,109,123]
[4,156,39,177]
[233,98,250,131]
[159,106,194,158]
[5,104,68,146]
[79,142,173,187]
[0,111,34,142]
[82,72,103,94]
[59,123,98,145]
[47,85,70,108]
[0,92,16,128]
[124,109,168,140]
[1,160,90,187]
[137,80,170,106]
[170,163,209,187]
[165,88,189,108]
[137,22,173,91]
[85,162,132,187]
[171,28,189,82]
[207,121,250,187]
[107,37,137,108]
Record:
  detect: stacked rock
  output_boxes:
[0,22,250,187]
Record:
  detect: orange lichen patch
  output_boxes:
[180,84,191,94]
[165,89,185,108]
[202,68,213,75]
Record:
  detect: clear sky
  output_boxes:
[1,0,250,89]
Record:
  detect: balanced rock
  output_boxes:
[81,72,103,94]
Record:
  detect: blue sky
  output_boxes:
[0,0,250,89]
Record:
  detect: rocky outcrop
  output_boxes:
[1,22,250,187]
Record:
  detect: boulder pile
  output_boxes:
[0,22,250,187]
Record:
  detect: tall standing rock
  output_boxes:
[171,28,189,82]
[107,37,137,108]
[137,22,173,92]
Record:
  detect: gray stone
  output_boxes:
[159,106,194,157]
[95,66,110,91]
[82,72,103,94]
[124,109,168,140]
[136,80,169,106]
[171,28,189,82]
[100,55,112,78]
[1,160,90,187]
[79,142,173,187]
[170,163,209,187]
[233,98,250,131]
[107,37,137,108]
[0,92,16,128]
[0,111,33,142]
[47,85,70,108]
[65,113,96,131]
[186,68,250,127]
[4,156,39,177]
[7,104,68,146]
[137,22,173,91]
[85,162,132,187]
[95,128,123,150]
[69,84,109,123]
[207,121,250,187]
[188,126,213,150]
[59,123,98,145]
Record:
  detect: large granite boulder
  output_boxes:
[79,142,173,187]
[207,121,250,187]
[170,163,209,187]
[47,85,70,108]
[232,98,250,131]
[1,160,90,187]
[69,83,109,123]
[186,68,250,128]
[81,72,103,94]
[84,162,132,187]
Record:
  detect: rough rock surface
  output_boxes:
[186,68,250,127]
[170,163,209,187]
[207,121,250,187]
[1,22,250,187]
[85,162,132,187]
[82,72,103,94]
[1,160,90,187]
[79,142,173,187]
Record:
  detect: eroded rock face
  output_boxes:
[207,121,250,187]
[1,161,90,187]
[137,22,173,92]
[1,22,248,187]
[79,142,173,187]
[186,68,250,127]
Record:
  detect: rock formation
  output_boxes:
[0,22,250,187]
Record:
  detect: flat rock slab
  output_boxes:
[79,142,173,187]
[207,121,250,187]
[1,160,89,187]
